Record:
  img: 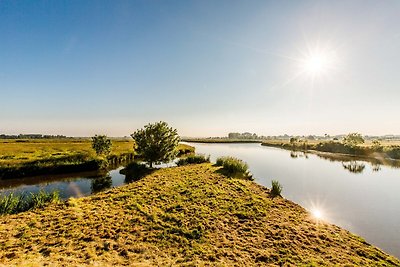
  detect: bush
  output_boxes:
[176,154,210,166]
[0,190,60,215]
[215,156,252,180]
[385,146,400,159]
[270,180,282,197]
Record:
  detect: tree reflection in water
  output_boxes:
[342,161,366,174]
[290,151,309,159]
[91,175,112,193]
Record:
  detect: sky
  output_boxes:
[1,0,400,137]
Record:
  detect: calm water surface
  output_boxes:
[187,142,400,258]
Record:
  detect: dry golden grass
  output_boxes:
[0,164,398,266]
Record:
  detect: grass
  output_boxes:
[262,139,400,160]
[0,139,193,179]
[0,190,60,215]
[176,154,210,166]
[0,164,398,266]
[270,180,283,197]
[215,156,253,180]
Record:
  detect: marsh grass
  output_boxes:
[262,140,400,160]
[270,180,283,197]
[0,139,193,179]
[176,154,210,166]
[0,190,60,215]
[215,156,252,180]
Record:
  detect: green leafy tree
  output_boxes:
[91,135,112,156]
[342,133,365,147]
[131,121,180,168]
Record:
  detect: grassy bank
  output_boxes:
[0,164,398,266]
[0,139,193,179]
[182,138,263,143]
[262,140,400,160]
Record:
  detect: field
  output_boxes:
[0,139,194,179]
[0,139,133,167]
[0,163,398,266]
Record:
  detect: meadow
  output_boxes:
[0,139,193,179]
[0,163,398,266]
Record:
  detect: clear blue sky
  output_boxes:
[1,0,399,137]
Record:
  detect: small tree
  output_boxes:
[91,135,112,156]
[342,133,364,147]
[131,121,180,168]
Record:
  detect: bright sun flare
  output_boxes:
[298,46,338,79]
[312,209,323,219]
[304,54,328,74]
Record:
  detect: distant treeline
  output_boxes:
[0,134,68,139]
[228,132,265,139]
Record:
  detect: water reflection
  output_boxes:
[290,151,309,159]
[120,162,154,183]
[91,175,113,193]
[342,161,366,174]
[371,163,382,172]
[314,151,400,171]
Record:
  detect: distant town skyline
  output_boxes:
[1,1,400,136]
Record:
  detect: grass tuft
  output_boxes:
[215,156,252,180]
[270,180,283,197]
[0,190,59,215]
[176,154,210,166]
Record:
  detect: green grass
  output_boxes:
[176,154,210,166]
[0,190,60,215]
[0,164,398,266]
[0,139,193,179]
[271,180,283,197]
[215,156,253,180]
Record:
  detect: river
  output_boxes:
[188,142,400,258]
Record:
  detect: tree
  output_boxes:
[342,133,364,147]
[131,121,180,168]
[91,135,112,156]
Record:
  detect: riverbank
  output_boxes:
[0,139,193,179]
[182,138,263,143]
[0,163,398,266]
[261,140,400,161]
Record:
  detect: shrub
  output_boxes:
[270,180,283,197]
[385,146,400,159]
[216,156,252,180]
[176,154,210,166]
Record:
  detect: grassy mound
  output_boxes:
[0,164,398,266]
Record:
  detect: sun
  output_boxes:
[296,44,339,80]
[312,208,323,220]
[304,53,328,74]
